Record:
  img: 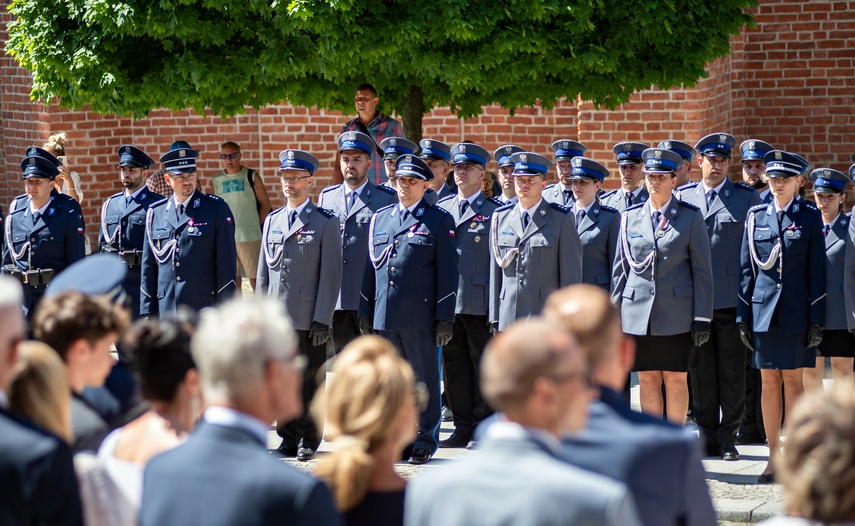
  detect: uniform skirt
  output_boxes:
[817,329,855,358]
[752,320,815,370]
[633,333,693,372]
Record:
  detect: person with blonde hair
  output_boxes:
[43,131,84,203]
[8,340,72,443]
[313,335,420,525]
[759,383,855,525]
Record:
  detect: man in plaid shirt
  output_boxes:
[333,84,405,185]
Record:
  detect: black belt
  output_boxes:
[3,266,54,286]
[101,246,143,268]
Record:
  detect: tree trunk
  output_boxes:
[401,85,424,146]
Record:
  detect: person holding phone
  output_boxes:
[43,132,84,204]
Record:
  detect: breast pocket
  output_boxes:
[528,234,552,263]
[408,234,435,247]
[296,234,318,258]
[150,229,174,243]
[718,216,742,239]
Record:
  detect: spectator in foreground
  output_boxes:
[140,298,342,526]
[312,335,420,526]
[404,318,641,526]
[8,340,73,443]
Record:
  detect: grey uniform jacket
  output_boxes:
[678,179,761,310]
[489,198,583,330]
[437,192,504,315]
[600,186,649,212]
[612,199,714,336]
[317,181,397,311]
[825,213,855,330]
[576,201,620,291]
[543,182,576,207]
[256,203,342,331]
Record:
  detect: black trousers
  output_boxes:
[331,310,361,355]
[689,307,745,448]
[741,348,766,436]
[278,329,327,450]
[442,314,494,437]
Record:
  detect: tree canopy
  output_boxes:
[7,0,756,137]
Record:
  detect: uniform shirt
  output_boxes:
[344,179,368,203]
[340,113,405,185]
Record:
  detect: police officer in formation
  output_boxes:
[803,168,855,391]
[3,151,86,316]
[318,131,398,353]
[379,136,416,191]
[543,140,588,206]
[659,140,697,188]
[492,145,524,204]
[140,146,237,317]
[612,147,713,426]
[257,149,342,461]
[489,151,583,332]
[419,139,454,204]
[600,142,650,211]
[678,133,761,461]
[740,139,775,205]
[9,147,83,216]
[737,150,824,484]
[568,157,620,290]
[359,154,458,465]
[100,145,163,319]
[435,142,501,448]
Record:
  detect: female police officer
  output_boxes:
[612,148,713,425]
[737,150,824,483]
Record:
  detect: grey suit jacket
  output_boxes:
[825,213,855,330]
[405,425,641,526]
[256,202,342,331]
[576,201,620,291]
[543,182,576,206]
[678,179,761,310]
[600,186,649,212]
[489,199,583,330]
[318,181,397,311]
[612,199,714,335]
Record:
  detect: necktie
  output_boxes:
[522,211,530,231]
[625,192,633,208]
[32,211,40,224]
[706,190,716,209]
[177,204,185,219]
[346,192,356,213]
[652,211,662,232]
[288,210,297,229]
[576,209,585,227]
[563,190,573,205]
[460,200,470,216]
[823,224,830,237]
[126,194,133,206]
[400,209,409,226]
[777,210,784,231]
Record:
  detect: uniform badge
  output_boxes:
[641,195,647,202]
[623,143,632,152]
[824,169,831,177]
[124,146,131,153]
[719,134,727,143]
[287,150,295,159]
[470,222,477,229]
[540,209,546,216]
[670,208,677,217]
[404,155,412,163]
[474,236,482,243]
[306,207,312,214]
[562,141,569,149]
[460,144,467,153]
[27,147,36,156]
[29,157,35,165]
[407,232,414,238]
[520,153,527,162]
[724,189,731,197]
[748,140,756,150]
[296,234,302,241]
[657,230,665,238]
[504,146,513,154]
[415,208,424,218]
[390,138,397,146]
[573,157,582,167]
[345,131,356,140]
[194,198,200,208]
[188,227,196,233]
[424,140,432,148]
[179,149,186,157]
[775,151,783,160]
[662,140,671,149]
[793,203,800,213]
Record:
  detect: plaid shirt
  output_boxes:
[341,112,404,185]
[145,169,202,198]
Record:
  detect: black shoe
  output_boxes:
[441,406,453,422]
[757,472,775,484]
[408,448,431,465]
[296,447,315,461]
[735,432,766,445]
[439,432,471,448]
[721,443,740,461]
[401,445,414,461]
[271,441,298,458]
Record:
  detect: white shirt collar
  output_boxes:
[345,179,368,197]
[650,197,674,215]
[203,406,269,446]
[399,201,421,214]
[775,198,794,215]
[173,193,193,209]
[286,199,310,217]
[701,178,727,195]
[626,186,644,198]
[459,190,483,207]
[517,198,542,219]
[29,200,50,216]
[574,200,595,215]
[125,186,146,199]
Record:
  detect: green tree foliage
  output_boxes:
[7,0,756,140]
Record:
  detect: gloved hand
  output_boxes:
[488,321,499,336]
[436,320,454,347]
[358,317,374,335]
[310,321,332,347]
[691,320,711,347]
[806,323,823,349]
[738,323,755,352]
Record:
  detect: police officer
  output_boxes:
[435,142,501,448]
[600,142,650,211]
[140,146,237,317]
[420,139,454,204]
[737,150,823,484]
[493,145,525,204]
[258,149,341,461]
[657,140,697,188]
[318,131,398,354]
[678,133,761,460]
[489,152,583,331]
[359,154,458,465]
[543,140,588,206]
[612,148,713,425]
[3,153,85,317]
[567,157,620,291]
[741,139,774,204]
[10,147,83,216]
[100,145,163,318]
[379,137,417,191]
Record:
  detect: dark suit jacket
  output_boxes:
[140,421,341,526]
[560,388,716,526]
[0,409,84,526]
[71,392,110,454]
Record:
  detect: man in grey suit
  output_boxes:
[679,133,761,461]
[141,298,342,526]
[257,149,342,461]
[405,318,642,526]
[545,285,716,526]
[489,152,583,331]
[543,139,588,206]
[436,142,502,448]
[599,142,650,212]
[318,132,397,354]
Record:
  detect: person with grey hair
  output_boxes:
[0,276,85,525]
[405,318,641,526]
[140,297,342,526]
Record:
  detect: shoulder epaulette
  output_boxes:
[549,202,570,214]
[544,183,557,191]
[488,196,505,207]
[107,191,124,200]
[149,197,170,209]
[625,202,645,212]
[316,207,336,219]
[677,181,699,192]
[802,201,820,213]
[320,184,342,194]
[8,204,26,215]
[431,204,451,216]
[267,207,286,218]
[733,181,755,191]
[599,205,619,214]
[679,200,700,212]
[494,202,515,214]
[600,189,618,198]
[377,202,397,213]
[436,194,455,205]
[748,203,767,213]
[376,184,397,196]
[204,193,224,203]
[53,198,79,214]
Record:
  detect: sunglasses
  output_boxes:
[220,153,239,160]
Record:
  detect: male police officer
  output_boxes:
[543,140,588,206]
[100,146,163,318]
[568,157,620,291]
[489,152,583,332]
[379,137,417,191]
[140,147,237,317]
[258,149,342,461]
[319,131,398,354]
[658,140,697,188]
[493,145,525,204]
[436,143,501,448]
[3,153,85,317]
[10,147,83,216]
[420,139,454,204]
[741,139,775,205]
[359,154,458,465]
[679,133,761,460]
[600,142,650,212]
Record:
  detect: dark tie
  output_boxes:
[625,192,633,208]
[126,194,133,206]
[823,224,830,237]
[346,192,356,213]
[652,211,662,232]
[576,210,585,232]
[521,211,530,231]
[400,209,409,226]
[288,209,297,229]
[706,190,716,209]
[460,200,470,216]
[777,210,784,231]
[177,204,185,219]
[32,211,40,224]
[563,190,573,205]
